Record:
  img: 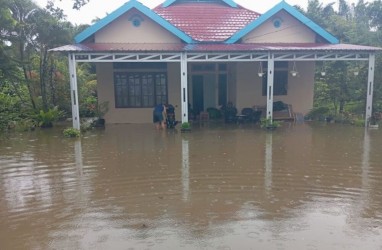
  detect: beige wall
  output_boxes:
[235,61,315,115]
[95,10,181,43]
[243,10,316,43]
[96,63,181,124]
[235,62,258,109]
[97,61,315,124]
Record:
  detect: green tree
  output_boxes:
[305,0,382,117]
[368,0,382,31]
[29,8,72,111]
[7,0,41,109]
[0,0,81,131]
[0,0,17,83]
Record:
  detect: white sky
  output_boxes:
[33,0,362,25]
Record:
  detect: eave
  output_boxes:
[227,1,339,44]
[74,0,193,44]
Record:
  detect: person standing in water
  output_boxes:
[153,103,167,129]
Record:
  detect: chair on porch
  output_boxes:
[240,108,254,122]
[273,103,296,121]
[199,111,210,123]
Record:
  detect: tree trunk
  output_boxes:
[19,36,36,110]
[339,99,345,114]
[40,48,49,111]
[49,59,57,106]
[22,63,37,110]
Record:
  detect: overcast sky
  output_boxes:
[33,0,361,25]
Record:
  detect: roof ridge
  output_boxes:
[162,0,237,8]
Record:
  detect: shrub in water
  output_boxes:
[260,118,282,129]
[63,128,80,138]
[36,107,62,128]
[181,122,190,129]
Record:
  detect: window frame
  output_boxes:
[113,63,168,108]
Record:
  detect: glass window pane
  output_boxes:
[114,70,167,108]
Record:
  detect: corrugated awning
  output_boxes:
[50,43,381,53]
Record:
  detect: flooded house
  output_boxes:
[51,0,380,129]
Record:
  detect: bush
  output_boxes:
[181,122,191,129]
[352,118,365,127]
[36,107,62,128]
[333,113,352,124]
[260,118,282,129]
[15,119,36,132]
[305,106,331,121]
[80,96,97,117]
[0,93,21,132]
[345,101,365,114]
[63,128,81,138]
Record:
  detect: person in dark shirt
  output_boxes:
[153,103,167,129]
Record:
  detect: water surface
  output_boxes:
[0,123,381,249]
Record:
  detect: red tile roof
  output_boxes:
[50,43,381,53]
[153,2,260,42]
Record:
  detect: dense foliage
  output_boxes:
[303,0,382,122]
[0,0,94,132]
[1,0,382,132]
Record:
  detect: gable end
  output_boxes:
[74,0,193,43]
[226,1,339,44]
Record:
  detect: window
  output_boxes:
[114,63,167,108]
[262,62,288,96]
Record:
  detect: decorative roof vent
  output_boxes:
[129,14,144,27]
[272,17,283,28]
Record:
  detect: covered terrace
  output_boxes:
[51,42,381,130]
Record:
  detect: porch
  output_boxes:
[56,43,379,129]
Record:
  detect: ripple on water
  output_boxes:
[1,124,382,249]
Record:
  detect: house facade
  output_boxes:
[53,0,380,128]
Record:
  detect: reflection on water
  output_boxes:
[265,132,272,192]
[182,138,190,202]
[0,123,382,249]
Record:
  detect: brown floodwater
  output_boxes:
[0,122,381,250]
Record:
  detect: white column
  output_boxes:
[68,54,81,130]
[180,52,188,123]
[365,53,375,127]
[266,53,275,120]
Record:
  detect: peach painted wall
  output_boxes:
[97,61,315,123]
[242,10,316,43]
[95,10,181,43]
[97,63,182,124]
[235,61,315,115]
